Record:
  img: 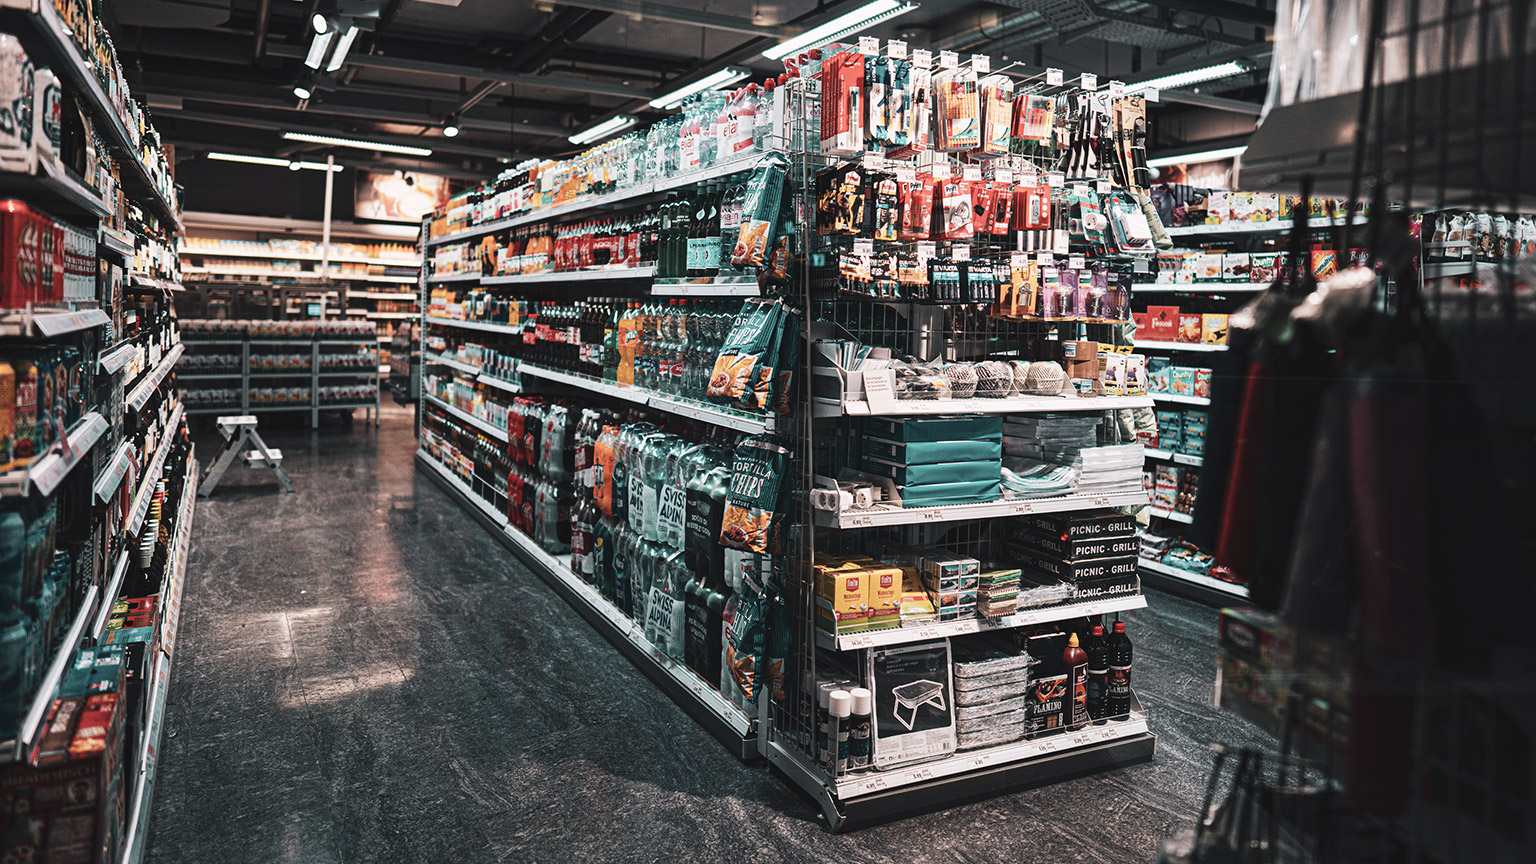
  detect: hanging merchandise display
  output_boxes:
[415,39,1172,828]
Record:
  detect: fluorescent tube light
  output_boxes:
[304,30,335,69]
[283,131,433,156]
[569,115,636,146]
[648,66,750,110]
[207,152,344,171]
[761,0,916,61]
[326,25,360,72]
[207,152,289,167]
[1146,145,1248,168]
[1128,61,1249,94]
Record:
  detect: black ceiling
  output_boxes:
[113,0,1275,178]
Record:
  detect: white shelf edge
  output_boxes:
[92,551,132,639]
[515,362,773,434]
[416,450,752,738]
[1149,506,1194,524]
[1139,558,1249,599]
[94,441,136,503]
[19,411,109,498]
[1133,283,1265,293]
[1151,393,1211,405]
[651,281,762,297]
[820,490,1148,529]
[424,315,517,335]
[127,343,185,411]
[1163,216,1352,236]
[99,341,138,374]
[481,266,656,286]
[823,593,1148,651]
[16,582,99,750]
[423,393,508,441]
[840,394,1154,416]
[1134,340,1228,353]
[423,353,481,375]
[180,247,419,266]
[127,402,184,536]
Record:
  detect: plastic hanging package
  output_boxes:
[725,576,771,700]
[719,434,791,553]
[730,153,788,267]
[708,297,784,404]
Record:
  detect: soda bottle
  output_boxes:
[1107,621,1133,718]
[571,497,594,583]
[1064,632,1089,730]
[1085,624,1108,724]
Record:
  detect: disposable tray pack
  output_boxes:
[957,722,1027,751]
[955,694,1027,720]
[957,707,1027,736]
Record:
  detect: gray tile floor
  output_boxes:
[146,406,1270,864]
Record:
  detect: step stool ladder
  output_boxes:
[199,415,295,497]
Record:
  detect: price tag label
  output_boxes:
[1072,732,1093,747]
[859,36,880,55]
[1046,68,1064,86]
[1011,500,1034,514]
[846,514,874,528]
[1080,73,1098,90]
[962,164,983,182]
[917,241,938,258]
[853,238,875,256]
[846,633,874,649]
[887,40,907,59]
[1039,738,1058,752]
[951,243,970,261]
[912,49,932,68]
[1144,87,1160,103]
[970,54,990,74]
[938,50,959,69]
[994,168,1013,184]
[1091,496,1112,507]
[863,151,884,169]
[920,509,947,521]
[895,166,916,182]
[1108,80,1126,98]
[1036,251,1054,265]
[1069,255,1085,270]
[1072,183,1089,197]
[1047,172,1065,188]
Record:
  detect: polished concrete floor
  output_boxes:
[146,407,1271,864]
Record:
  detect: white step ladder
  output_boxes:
[199,415,295,497]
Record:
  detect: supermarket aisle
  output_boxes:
[147,410,1269,864]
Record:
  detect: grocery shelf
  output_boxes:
[424,152,767,248]
[128,274,184,292]
[482,265,656,286]
[99,226,136,259]
[1133,282,1265,293]
[424,315,517,336]
[1422,261,1476,278]
[1151,392,1211,406]
[91,551,131,639]
[1163,216,1352,236]
[423,353,481,375]
[1149,506,1194,524]
[1134,340,1228,353]
[416,450,757,759]
[0,306,110,338]
[180,246,420,267]
[0,2,182,228]
[0,152,111,221]
[0,411,107,498]
[99,341,138,374]
[652,280,762,297]
[477,374,521,394]
[815,490,1149,529]
[94,441,135,503]
[126,402,184,536]
[350,291,419,300]
[764,695,1153,830]
[423,393,508,441]
[367,311,418,319]
[515,361,774,434]
[11,583,99,756]
[126,343,186,411]
[426,272,482,284]
[120,457,197,864]
[1143,448,1204,467]
[178,372,244,380]
[817,594,1148,651]
[836,393,1153,417]
[1139,558,1250,603]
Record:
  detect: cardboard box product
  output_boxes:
[1099,352,1127,396]
[862,456,1000,486]
[1222,253,1250,281]
[1177,313,1203,343]
[897,479,1000,507]
[1014,508,1137,540]
[1169,366,1195,395]
[815,566,870,633]
[1007,525,1140,560]
[1025,632,1068,733]
[1011,547,1140,583]
[1143,306,1178,341]
[1147,356,1171,393]
[1201,314,1229,345]
[1073,571,1142,602]
[1124,354,1147,395]
[865,415,1003,443]
[1192,368,1214,398]
[1195,253,1224,281]
[862,436,1001,464]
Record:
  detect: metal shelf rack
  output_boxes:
[179,337,380,426]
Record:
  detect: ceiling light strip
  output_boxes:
[569,115,636,146]
[647,67,750,110]
[282,132,433,157]
[761,0,917,61]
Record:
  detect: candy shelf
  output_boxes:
[1151,393,1211,406]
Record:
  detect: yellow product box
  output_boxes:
[815,565,870,633]
[866,566,902,617]
[1202,313,1229,345]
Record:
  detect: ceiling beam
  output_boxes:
[156,107,514,159]
[1157,90,1264,115]
[556,0,789,37]
[264,42,648,99]
[1133,0,1274,28]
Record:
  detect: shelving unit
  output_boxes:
[1132,282,1265,293]
[423,393,508,441]
[1163,216,1353,236]
[817,595,1148,651]
[1139,558,1249,603]
[415,451,756,758]
[513,361,774,434]
[816,490,1149,529]
[1134,340,1228,353]
[180,336,381,426]
[0,411,107,497]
